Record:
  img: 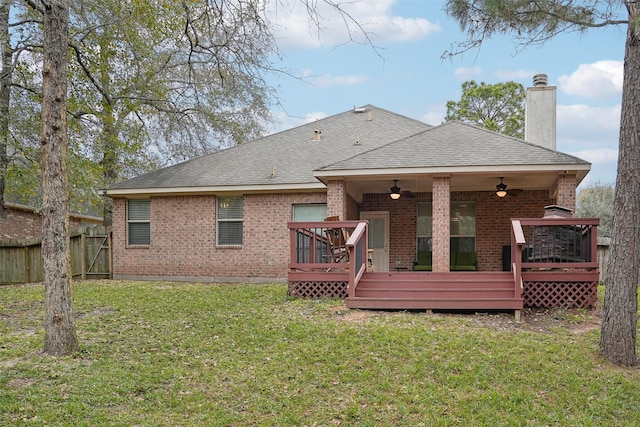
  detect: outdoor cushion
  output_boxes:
[414,250,432,271]
[452,251,477,271]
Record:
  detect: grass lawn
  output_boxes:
[1,280,639,426]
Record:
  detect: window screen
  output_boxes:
[293,204,327,221]
[217,196,243,245]
[127,199,150,245]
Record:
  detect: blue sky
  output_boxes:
[264,0,625,188]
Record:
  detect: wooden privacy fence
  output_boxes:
[0,226,111,284]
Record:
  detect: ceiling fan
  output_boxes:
[494,177,522,198]
[388,180,417,199]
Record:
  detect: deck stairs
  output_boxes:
[346,271,523,311]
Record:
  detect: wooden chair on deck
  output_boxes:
[325,216,349,263]
[324,216,375,270]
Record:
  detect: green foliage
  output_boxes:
[1,281,640,426]
[445,80,525,138]
[4,0,277,216]
[443,0,623,56]
[577,182,615,238]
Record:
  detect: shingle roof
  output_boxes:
[318,121,590,172]
[107,106,590,193]
[108,105,431,191]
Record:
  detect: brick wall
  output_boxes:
[111,192,326,280]
[361,192,432,269]
[466,190,551,271]
[554,174,577,212]
[432,177,451,272]
[0,205,96,240]
[110,186,555,280]
[359,189,552,271]
[326,180,346,218]
[0,207,42,239]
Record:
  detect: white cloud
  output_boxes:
[453,66,482,80]
[266,0,439,50]
[421,106,446,126]
[556,104,620,150]
[310,73,369,88]
[557,102,619,186]
[558,61,623,100]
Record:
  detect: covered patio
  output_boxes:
[287,215,599,318]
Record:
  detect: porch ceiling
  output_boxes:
[344,170,579,202]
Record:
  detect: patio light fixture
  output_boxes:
[390,180,401,200]
[496,177,508,198]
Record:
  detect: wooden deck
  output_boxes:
[287,217,599,315]
[345,271,522,311]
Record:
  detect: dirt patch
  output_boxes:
[331,303,601,334]
[9,377,35,388]
[520,307,601,334]
[341,311,377,322]
[76,307,115,318]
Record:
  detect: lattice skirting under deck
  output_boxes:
[288,281,348,299]
[523,281,597,308]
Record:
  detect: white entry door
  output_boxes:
[360,211,389,272]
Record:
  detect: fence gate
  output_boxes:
[81,226,112,279]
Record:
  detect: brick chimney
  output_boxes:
[525,74,556,150]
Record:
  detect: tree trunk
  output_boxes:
[0,0,11,218]
[41,0,78,356]
[100,104,117,228]
[599,5,640,367]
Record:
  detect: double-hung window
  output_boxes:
[293,203,328,263]
[127,199,150,245]
[217,196,243,246]
[292,204,327,221]
[417,202,433,251]
[450,201,476,252]
[416,201,476,252]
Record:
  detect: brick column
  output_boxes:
[555,173,577,213]
[432,177,450,272]
[326,180,347,219]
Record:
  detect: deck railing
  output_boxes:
[511,217,599,308]
[287,220,365,270]
[511,217,600,271]
[345,222,369,298]
[287,220,369,296]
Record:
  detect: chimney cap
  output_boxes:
[533,74,548,87]
[543,204,573,218]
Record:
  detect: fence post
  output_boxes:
[107,228,113,279]
[24,246,30,283]
[80,230,87,280]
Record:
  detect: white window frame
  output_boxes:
[416,202,433,252]
[292,203,327,221]
[127,199,150,246]
[450,201,476,252]
[217,196,243,246]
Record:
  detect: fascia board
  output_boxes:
[314,164,591,179]
[106,182,327,197]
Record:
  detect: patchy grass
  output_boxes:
[1,280,638,426]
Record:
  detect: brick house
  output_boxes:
[0,202,103,240]
[107,75,599,314]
